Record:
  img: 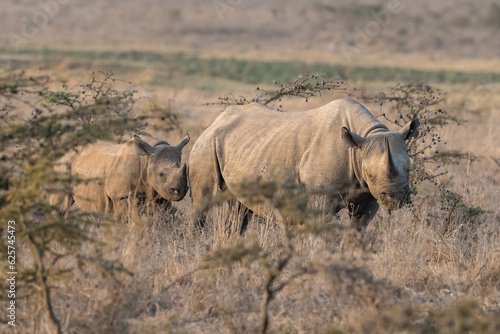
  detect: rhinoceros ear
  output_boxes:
[342,127,366,149]
[133,135,156,156]
[175,134,190,152]
[399,119,420,141]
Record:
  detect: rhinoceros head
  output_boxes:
[133,134,190,201]
[342,119,419,210]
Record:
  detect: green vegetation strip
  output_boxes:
[1,48,499,85]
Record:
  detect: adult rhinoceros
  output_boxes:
[188,99,419,231]
[50,134,190,219]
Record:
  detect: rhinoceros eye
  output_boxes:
[159,172,165,179]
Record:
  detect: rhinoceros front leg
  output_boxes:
[189,175,221,231]
[106,185,136,221]
[115,198,129,220]
[348,197,379,231]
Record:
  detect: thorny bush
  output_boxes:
[0,69,176,333]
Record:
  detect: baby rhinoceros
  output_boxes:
[50,134,190,219]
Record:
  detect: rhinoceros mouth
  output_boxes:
[164,186,188,201]
[377,191,402,210]
[169,189,183,201]
[378,189,411,210]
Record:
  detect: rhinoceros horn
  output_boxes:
[384,137,398,176]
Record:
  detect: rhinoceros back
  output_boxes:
[189,99,388,211]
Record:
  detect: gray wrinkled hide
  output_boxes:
[50,135,189,219]
[188,99,419,230]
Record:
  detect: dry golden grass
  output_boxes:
[14,186,500,333]
[7,78,500,334]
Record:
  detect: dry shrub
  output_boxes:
[1,72,500,334]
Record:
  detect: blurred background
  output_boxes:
[3,0,500,57]
[2,0,500,87]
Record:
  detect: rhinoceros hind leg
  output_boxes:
[49,192,74,217]
[192,210,207,231]
[238,202,253,236]
[223,199,253,236]
[108,196,132,221]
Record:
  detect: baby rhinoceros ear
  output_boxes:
[133,135,156,156]
[399,119,420,141]
[175,134,190,153]
[342,127,366,149]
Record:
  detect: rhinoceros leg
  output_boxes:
[50,152,77,216]
[49,192,74,217]
[190,186,256,234]
[239,205,253,235]
[73,182,107,213]
[138,190,166,216]
[348,197,379,231]
[105,181,135,220]
[226,199,253,235]
[189,149,226,230]
[189,184,213,230]
[111,197,129,220]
